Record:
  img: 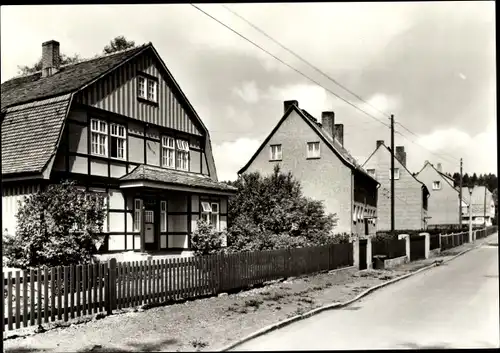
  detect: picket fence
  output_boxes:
[2,242,353,333]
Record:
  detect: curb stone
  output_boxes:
[219,235,495,352]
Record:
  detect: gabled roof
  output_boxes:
[1,42,218,180]
[362,142,430,195]
[1,94,72,175]
[238,104,379,184]
[1,45,148,109]
[120,164,237,193]
[416,161,467,202]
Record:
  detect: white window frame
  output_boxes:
[176,139,190,171]
[390,168,400,180]
[201,201,212,224]
[138,76,158,103]
[110,123,127,160]
[270,144,282,161]
[201,201,220,230]
[307,142,320,158]
[160,201,167,232]
[432,181,441,190]
[162,136,176,168]
[210,202,220,231]
[134,199,143,232]
[91,118,108,157]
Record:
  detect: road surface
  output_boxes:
[232,234,499,350]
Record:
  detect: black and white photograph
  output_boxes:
[1,1,498,351]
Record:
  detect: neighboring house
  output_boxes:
[1,40,236,254]
[415,161,463,227]
[363,141,430,231]
[238,100,379,236]
[461,186,495,226]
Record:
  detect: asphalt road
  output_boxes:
[232,234,499,350]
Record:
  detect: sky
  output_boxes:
[1,2,496,181]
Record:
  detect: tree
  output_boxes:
[103,36,136,54]
[16,36,136,76]
[462,173,470,187]
[452,172,460,188]
[226,165,339,252]
[17,53,82,75]
[3,180,106,269]
[471,173,478,186]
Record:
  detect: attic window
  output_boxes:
[432,181,441,190]
[307,142,320,158]
[138,76,158,103]
[390,168,400,180]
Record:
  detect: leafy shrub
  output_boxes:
[3,180,106,269]
[226,165,339,252]
[190,219,228,256]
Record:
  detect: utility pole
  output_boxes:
[483,185,487,228]
[459,158,463,228]
[391,114,395,232]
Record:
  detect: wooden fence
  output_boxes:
[371,239,406,259]
[429,234,440,250]
[2,242,353,333]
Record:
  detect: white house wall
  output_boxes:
[2,184,41,235]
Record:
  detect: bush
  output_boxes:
[190,219,228,256]
[3,180,106,269]
[227,165,339,252]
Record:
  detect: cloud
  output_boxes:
[232,80,260,103]
[212,137,262,181]
[263,84,330,117]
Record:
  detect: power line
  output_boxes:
[191,4,460,166]
[221,4,391,120]
[190,3,391,129]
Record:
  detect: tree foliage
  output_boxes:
[3,181,106,269]
[103,36,136,54]
[190,220,228,256]
[226,165,339,252]
[16,36,136,76]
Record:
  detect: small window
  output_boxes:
[90,118,108,156]
[270,144,282,161]
[201,201,219,230]
[307,142,320,158]
[432,181,441,190]
[367,169,376,178]
[176,139,189,171]
[390,168,400,180]
[211,202,220,230]
[137,76,158,103]
[134,199,143,232]
[161,136,176,168]
[110,123,126,159]
[160,201,167,232]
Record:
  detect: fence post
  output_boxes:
[107,258,117,314]
[352,239,360,269]
[366,237,373,270]
[420,232,430,259]
[398,234,410,262]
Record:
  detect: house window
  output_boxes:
[91,118,108,156]
[432,181,441,190]
[201,201,220,230]
[270,144,282,161]
[176,139,189,171]
[162,136,176,168]
[138,76,158,103]
[160,201,167,232]
[134,199,143,232]
[307,142,320,158]
[367,169,376,178]
[110,123,126,159]
[390,168,400,180]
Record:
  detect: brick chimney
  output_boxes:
[321,111,335,138]
[396,146,406,167]
[42,40,61,77]
[283,100,298,114]
[436,163,442,172]
[376,140,384,148]
[334,124,344,146]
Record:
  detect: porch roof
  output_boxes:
[119,164,237,195]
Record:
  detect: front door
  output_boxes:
[144,199,157,251]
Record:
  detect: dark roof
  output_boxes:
[363,142,430,195]
[120,164,237,193]
[1,44,148,109]
[238,104,378,184]
[1,94,72,175]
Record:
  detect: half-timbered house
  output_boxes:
[1,40,236,254]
